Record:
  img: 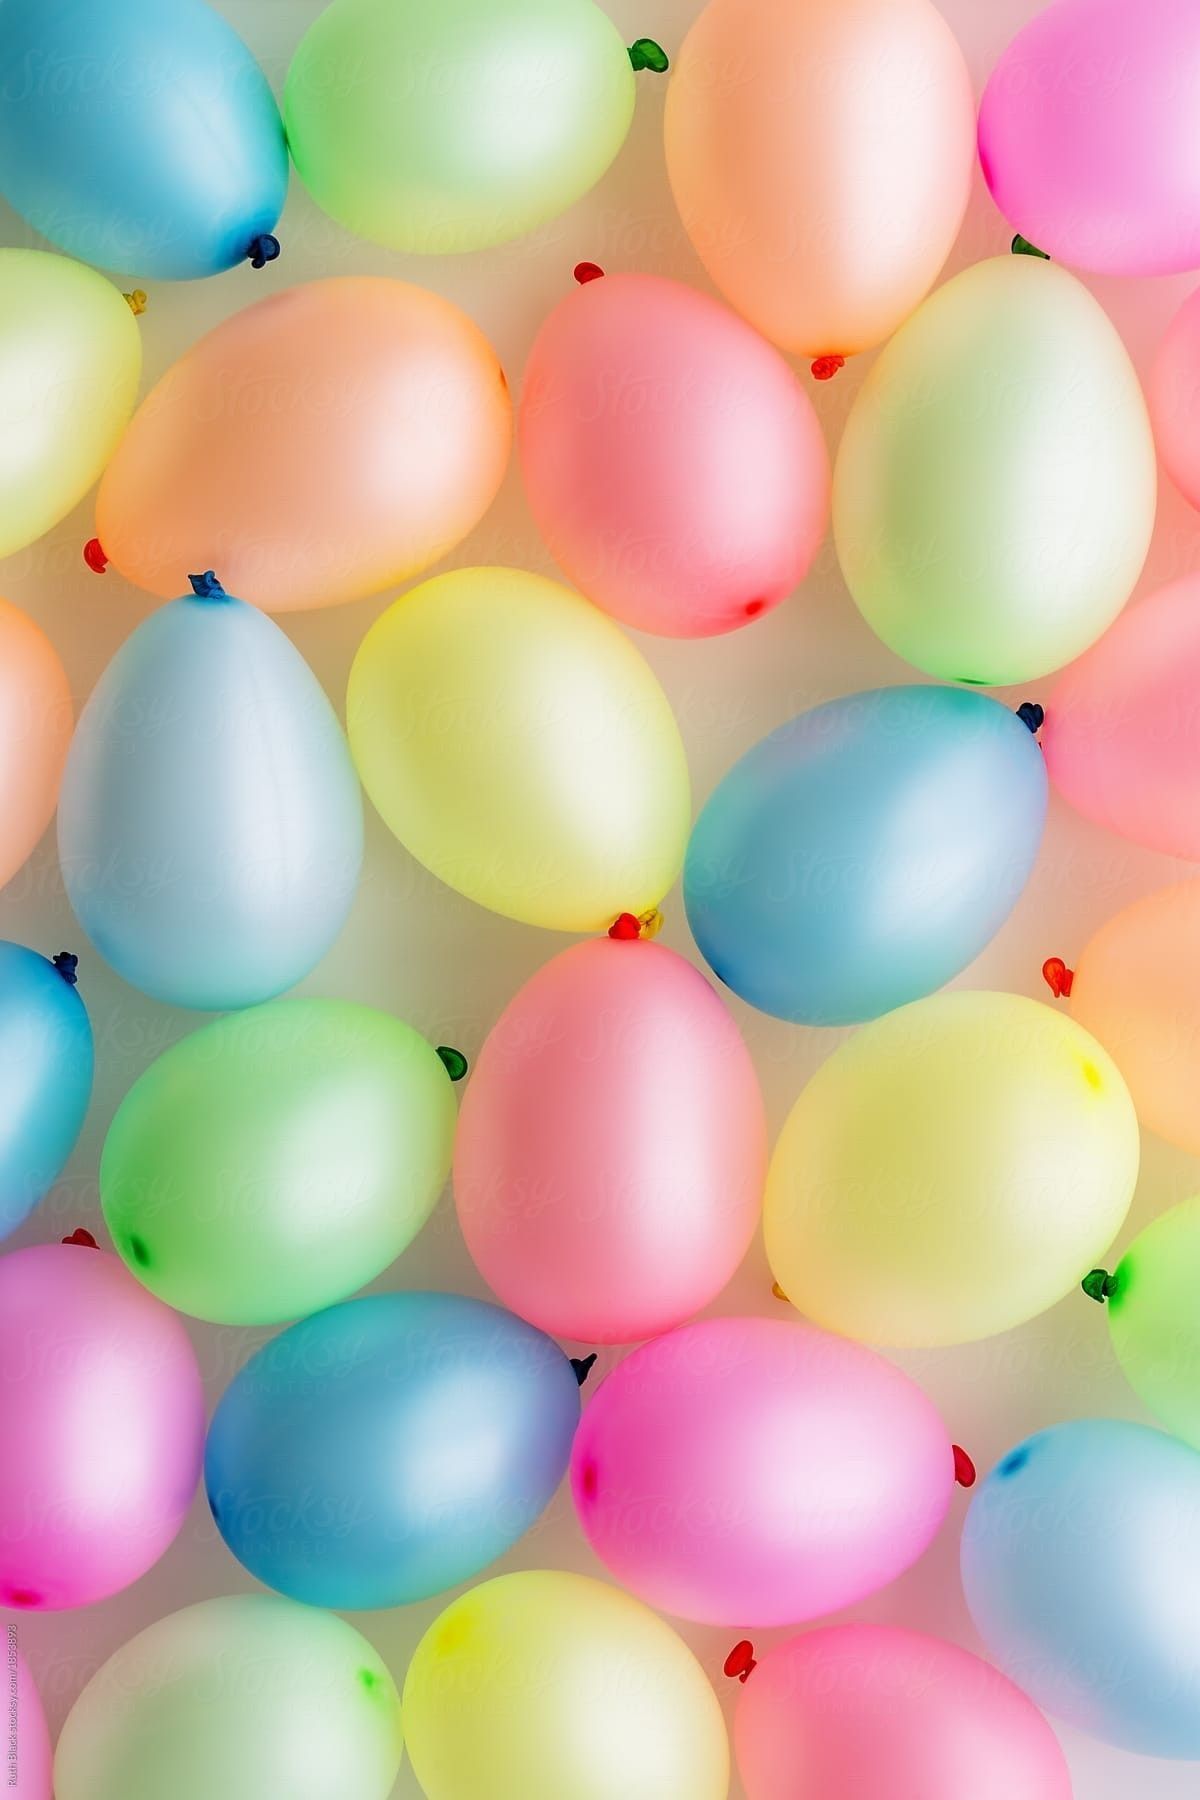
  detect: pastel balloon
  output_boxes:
[347,567,690,932]
[833,257,1156,685]
[95,278,511,611]
[0,942,93,1240]
[684,686,1047,1026]
[403,1570,729,1800]
[518,272,829,636]
[664,0,974,358]
[0,0,286,279]
[1151,287,1200,508]
[0,250,141,558]
[57,582,362,1010]
[54,1594,403,1800]
[205,1291,580,1608]
[9,1650,51,1800]
[766,991,1139,1347]
[570,1316,954,1626]
[0,600,72,892]
[1089,1195,1200,1451]
[455,937,765,1343]
[0,1241,204,1610]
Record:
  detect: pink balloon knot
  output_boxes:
[1042,956,1074,999]
[83,537,108,574]
[574,262,605,284]
[724,1640,757,1683]
[811,354,845,381]
[953,1445,977,1488]
[61,1228,99,1249]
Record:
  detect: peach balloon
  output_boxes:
[95,278,511,612]
[664,0,975,360]
[1150,287,1200,511]
[0,598,71,892]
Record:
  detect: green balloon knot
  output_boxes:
[1082,1267,1117,1304]
[629,37,670,73]
[437,1045,469,1082]
[1011,234,1050,259]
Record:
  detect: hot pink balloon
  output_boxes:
[1150,287,1200,510]
[518,272,829,637]
[8,1649,52,1800]
[0,1241,205,1611]
[570,1316,955,1625]
[455,938,766,1343]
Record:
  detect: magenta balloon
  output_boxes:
[570,1316,953,1626]
[1150,286,1200,510]
[519,272,829,637]
[0,1242,205,1611]
[455,938,766,1343]
[9,1649,51,1800]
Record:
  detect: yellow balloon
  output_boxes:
[347,568,690,932]
[0,250,141,558]
[402,1570,729,1800]
[765,991,1139,1347]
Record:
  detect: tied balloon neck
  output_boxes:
[189,571,228,602]
[1042,956,1074,1000]
[248,233,280,270]
[608,908,664,942]
[83,537,108,574]
[52,951,79,986]
[723,1641,757,1684]
[61,1227,98,1249]
[811,354,845,381]
[436,1045,469,1082]
[570,1353,597,1387]
[574,261,605,284]
[1011,234,1050,260]
[953,1444,977,1488]
[1016,701,1044,735]
[628,37,669,73]
[1082,1268,1118,1304]
[771,1280,790,1302]
[123,289,147,316]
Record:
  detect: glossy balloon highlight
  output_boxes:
[0,942,93,1240]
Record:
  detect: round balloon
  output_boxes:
[54,1594,403,1800]
[570,1316,955,1626]
[94,278,511,611]
[0,600,72,893]
[347,567,690,932]
[0,942,93,1240]
[8,1649,51,1800]
[684,686,1047,1026]
[205,1291,580,1608]
[403,1570,729,1800]
[1088,1195,1200,1450]
[765,991,1139,1346]
[833,256,1156,685]
[1151,287,1200,508]
[57,582,363,1010]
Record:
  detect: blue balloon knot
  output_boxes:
[188,571,227,600]
[248,233,280,270]
[51,951,79,986]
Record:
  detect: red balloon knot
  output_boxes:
[83,537,108,573]
[609,912,641,940]
[724,1641,757,1683]
[1042,957,1074,999]
[811,354,845,381]
[953,1445,977,1488]
[574,262,605,284]
[62,1228,99,1249]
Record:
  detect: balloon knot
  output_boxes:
[723,1641,757,1683]
[1016,701,1045,734]
[248,233,280,270]
[1011,234,1050,259]
[123,289,147,316]
[436,1045,469,1082]
[953,1444,977,1488]
[771,1280,790,1302]
[83,537,108,574]
[1082,1267,1117,1304]
[51,951,79,986]
[61,1228,98,1248]
[188,571,227,600]
[811,354,845,381]
[574,261,605,284]
[608,908,663,941]
[628,37,669,72]
[570,1353,598,1386]
[1042,956,1074,999]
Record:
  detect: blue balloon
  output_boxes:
[205,1291,581,1609]
[963,1419,1200,1758]
[57,578,362,1011]
[684,685,1047,1024]
[0,942,93,1239]
[0,0,287,279]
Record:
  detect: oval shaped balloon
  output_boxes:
[0,600,72,892]
[0,0,286,279]
[1151,287,1200,508]
[403,1570,729,1800]
[963,1419,1200,1756]
[664,0,974,359]
[684,686,1047,1026]
[766,991,1139,1346]
[833,257,1156,685]
[54,1594,403,1800]
[455,937,766,1343]
[205,1291,580,1608]
[570,1316,954,1626]
[519,271,829,636]
[0,1241,204,1610]
[58,581,362,1011]
[0,942,93,1241]
[10,1648,52,1800]
[101,998,458,1324]
[1088,1195,1200,1451]
[347,567,690,932]
[95,279,511,611]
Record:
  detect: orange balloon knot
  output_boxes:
[574,261,605,284]
[83,536,108,573]
[771,1281,790,1302]
[608,908,663,941]
[248,233,280,270]
[628,37,670,73]
[724,1640,757,1683]
[123,288,147,316]
[570,1353,598,1386]
[952,1445,977,1488]
[61,1228,98,1249]
[51,952,79,986]
[1042,956,1074,999]
[1082,1268,1117,1304]
[811,354,845,381]
[188,570,227,600]
[1016,701,1045,734]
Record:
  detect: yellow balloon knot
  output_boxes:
[771,1281,790,1302]
[123,289,148,316]
[638,907,664,940]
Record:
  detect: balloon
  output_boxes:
[403,1570,729,1800]
[8,1649,52,1800]
[205,1291,580,1608]
[518,271,829,637]
[570,1316,954,1626]
[833,256,1156,685]
[54,1594,403,1800]
[765,991,1139,1347]
[0,1241,204,1610]
[1087,1195,1200,1450]
[455,937,766,1343]
[663,0,974,359]
[94,278,511,611]
[1151,288,1200,509]
[100,998,458,1324]
[0,250,141,558]
[684,686,1047,1026]
[0,942,93,1240]
[347,567,690,932]
[0,600,72,892]
[0,0,286,279]
[57,582,362,1011]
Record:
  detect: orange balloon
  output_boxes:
[0,598,72,891]
[96,279,512,613]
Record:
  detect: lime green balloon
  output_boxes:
[765,990,1139,1347]
[403,1570,729,1799]
[100,998,457,1325]
[285,0,638,253]
[1094,1196,1200,1448]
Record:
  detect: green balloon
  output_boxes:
[1092,1195,1200,1449]
[100,998,457,1325]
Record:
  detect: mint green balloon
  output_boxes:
[1091,1195,1200,1449]
[100,998,458,1325]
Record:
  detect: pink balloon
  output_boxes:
[0,1241,205,1611]
[1150,287,1200,510]
[734,1625,1071,1800]
[518,272,829,637]
[7,1649,52,1800]
[455,938,765,1343]
[570,1316,954,1625]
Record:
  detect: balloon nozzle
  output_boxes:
[1011,234,1050,259]
[1082,1268,1117,1304]
[953,1444,977,1488]
[570,1353,598,1386]
[608,908,663,942]
[83,537,108,574]
[1016,701,1044,734]
[628,37,669,72]
[188,571,227,600]
[771,1280,790,1302]
[51,951,79,986]
[123,289,147,316]
[436,1045,469,1082]
[61,1228,98,1248]
[1042,956,1074,999]
[248,233,280,270]
[811,354,845,381]
[723,1640,757,1683]
[574,261,605,284]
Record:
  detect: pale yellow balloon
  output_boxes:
[346,568,690,932]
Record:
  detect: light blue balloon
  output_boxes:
[684,685,1047,1025]
[57,578,362,1011]
[205,1290,582,1609]
[0,0,287,279]
[0,942,93,1239]
[963,1419,1200,1758]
